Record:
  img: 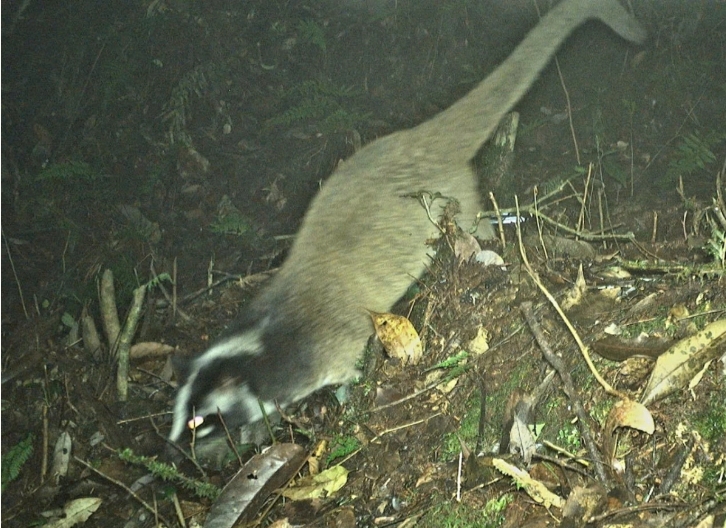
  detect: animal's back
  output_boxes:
[169,0,645,458]
[259,0,646,391]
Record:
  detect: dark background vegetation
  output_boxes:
[2,0,725,526]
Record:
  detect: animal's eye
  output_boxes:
[187,415,204,430]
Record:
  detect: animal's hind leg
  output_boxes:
[455,179,495,240]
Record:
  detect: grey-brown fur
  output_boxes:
[169,0,645,460]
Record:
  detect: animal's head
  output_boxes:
[167,327,277,463]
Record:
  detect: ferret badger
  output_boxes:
[169,0,645,460]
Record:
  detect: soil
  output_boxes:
[2,1,725,527]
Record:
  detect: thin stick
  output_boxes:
[2,229,29,319]
[172,257,178,319]
[577,163,593,233]
[514,197,624,399]
[521,302,609,484]
[73,455,172,527]
[117,285,147,401]
[41,404,49,483]
[555,58,581,165]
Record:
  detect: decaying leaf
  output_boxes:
[51,432,72,482]
[641,319,726,406]
[605,399,654,436]
[591,334,671,362]
[368,311,423,365]
[307,440,328,476]
[492,458,565,510]
[129,341,176,359]
[204,443,306,528]
[561,264,587,311]
[454,231,481,261]
[44,497,102,528]
[281,465,349,501]
[467,326,490,355]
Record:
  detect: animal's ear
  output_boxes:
[171,352,193,383]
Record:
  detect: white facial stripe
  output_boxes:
[169,382,193,441]
[192,327,265,370]
[169,321,269,443]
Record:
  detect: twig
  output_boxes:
[576,163,593,232]
[41,404,49,483]
[554,58,581,165]
[73,455,172,527]
[99,269,121,357]
[150,261,191,321]
[372,413,442,439]
[514,196,624,399]
[488,191,506,247]
[117,285,147,401]
[2,229,29,319]
[532,209,635,241]
[171,492,186,528]
[172,257,178,320]
[520,302,609,484]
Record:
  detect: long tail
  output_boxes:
[413,0,646,163]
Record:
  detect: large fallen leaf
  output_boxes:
[281,465,349,500]
[51,431,72,481]
[204,443,306,528]
[641,319,726,406]
[44,498,102,528]
[603,399,655,465]
[368,311,423,365]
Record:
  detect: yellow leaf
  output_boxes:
[368,311,423,365]
[281,465,349,501]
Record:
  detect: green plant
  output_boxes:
[693,395,726,445]
[420,494,512,528]
[118,449,220,500]
[209,196,254,236]
[704,217,726,268]
[665,131,725,185]
[556,423,581,452]
[162,61,233,145]
[441,394,483,460]
[298,20,327,53]
[430,351,470,382]
[36,160,99,182]
[326,435,361,464]
[267,80,370,134]
[2,434,34,491]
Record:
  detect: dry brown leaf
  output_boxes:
[492,458,565,510]
[561,264,587,311]
[467,326,490,355]
[454,231,481,261]
[605,399,655,436]
[368,311,423,365]
[641,319,726,406]
[129,341,175,359]
[205,443,306,528]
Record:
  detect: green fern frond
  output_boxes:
[267,79,368,133]
[36,161,99,182]
[298,20,327,52]
[2,434,34,491]
[118,448,220,500]
[666,131,725,183]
